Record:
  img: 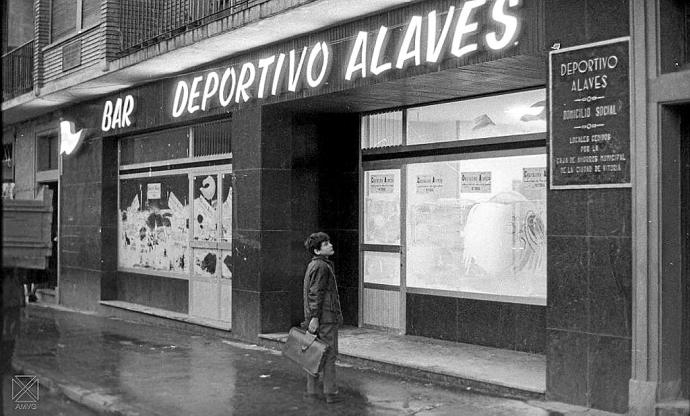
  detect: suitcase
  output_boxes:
[282,327,329,376]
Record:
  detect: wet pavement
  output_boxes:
[6,305,556,416]
[2,373,99,416]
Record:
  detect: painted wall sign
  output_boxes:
[168,0,523,118]
[369,174,395,193]
[102,95,135,132]
[461,171,491,193]
[549,37,631,189]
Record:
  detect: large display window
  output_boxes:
[118,173,190,275]
[406,152,546,302]
[360,89,547,306]
[117,119,232,280]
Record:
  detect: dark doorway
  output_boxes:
[44,181,58,289]
[682,107,690,399]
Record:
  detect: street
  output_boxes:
[3,305,553,416]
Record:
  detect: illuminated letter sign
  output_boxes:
[345,0,522,81]
[171,41,332,118]
[102,95,135,132]
[168,0,523,117]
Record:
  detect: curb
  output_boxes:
[12,359,147,416]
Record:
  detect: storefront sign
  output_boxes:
[369,174,395,193]
[416,174,444,194]
[461,171,491,193]
[169,0,523,118]
[102,95,135,132]
[549,37,631,189]
[171,42,332,117]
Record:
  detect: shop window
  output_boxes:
[363,251,400,285]
[361,89,547,306]
[118,174,190,274]
[361,111,403,149]
[363,169,401,245]
[193,174,219,241]
[119,127,189,166]
[37,132,58,172]
[51,0,101,42]
[405,153,546,302]
[118,121,232,281]
[406,90,546,145]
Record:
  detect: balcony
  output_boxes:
[2,41,34,100]
[118,0,265,56]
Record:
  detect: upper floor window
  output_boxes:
[51,0,100,42]
[37,132,58,172]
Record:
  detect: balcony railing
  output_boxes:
[118,0,264,55]
[2,41,34,101]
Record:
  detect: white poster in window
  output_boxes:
[416,174,444,194]
[460,172,491,193]
[523,167,546,189]
[369,174,395,193]
[147,183,161,200]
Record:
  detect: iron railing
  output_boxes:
[118,0,264,55]
[2,41,34,100]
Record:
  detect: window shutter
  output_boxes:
[51,0,76,41]
[82,0,101,28]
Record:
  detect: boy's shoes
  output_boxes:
[325,394,344,404]
[303,392,322,401]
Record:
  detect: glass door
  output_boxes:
[189,169,233,324]
[360,167,404,332]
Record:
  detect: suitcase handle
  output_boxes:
[301,334,318,352]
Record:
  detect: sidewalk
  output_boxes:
[7,304,623,416]
[260,328,545,400]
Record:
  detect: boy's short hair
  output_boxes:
[305,232,330,255]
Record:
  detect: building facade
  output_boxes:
[2,0,689,414]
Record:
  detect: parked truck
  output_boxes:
[1,189,54,403]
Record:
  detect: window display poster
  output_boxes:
[460,171,491,193]
[369,174,395,193]
[364,170,400,245]
[523,167,546,189]
[194,249,217,277]
[194,174,218,241]
[221,173,232,242]
[147,183,161,200]
[118,175,189,273]
[416,174,444,194]
[221,250,232,279]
